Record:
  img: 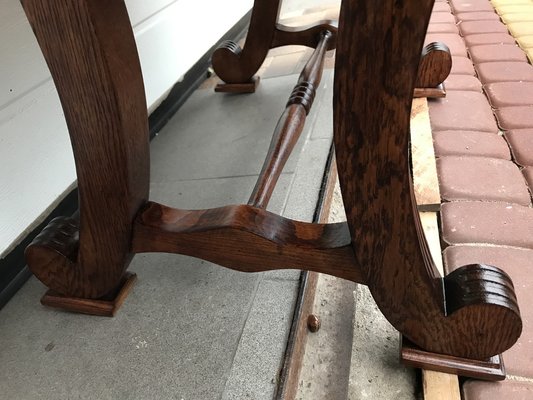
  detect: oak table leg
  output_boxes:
[333,0,521,361]
[22,0,149,314]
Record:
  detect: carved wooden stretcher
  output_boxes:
[21,0,521,383]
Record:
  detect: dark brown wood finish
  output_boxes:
[211,0,337,88]
[401,337,506,381]
[413,42,452,98]
[40,273,137,317]
[249,30,332,208]
[416,42,452,89]
[214,76,260,93]
[21,0,522,373]
[413,83,446,99]
[132,202,364,284]
[22,0,149,299]
[333,0,521,359]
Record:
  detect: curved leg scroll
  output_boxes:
[333,0,521,360]
[212,0,337,91]
[212,0,283,85]
[22,0,149,303]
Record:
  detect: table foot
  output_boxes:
[40,273,137,317]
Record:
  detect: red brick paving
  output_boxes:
[428,91,498,131]
[495,106,533,130]
[425,0,533,397]
[433,130,511,159]
[463,32,517,46]
[462,380,533,400]
[523,166,533,191]
[460,19,510,35]
[484,82,533,108]
[444,74,483,91]
[437,156,530,205]
[441,201,533,247]
[455,11,500,21]
[475,61,533,83]
[444,245,533,378]
[469,44,528,63]
[505,129,533,166]
[449,55,477,74]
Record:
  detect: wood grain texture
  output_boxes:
[211,0,336,85]
[411,98,441,210]
[416,42,452,89]
[22,0,149,298]
[249,30,332,208]
[132,202,364,284]
[402,338,505,381]
[333,0,521,359]
[21,0,522,365]
[413,84,446,99]
[423,370,461,400]
[40,272,137,317]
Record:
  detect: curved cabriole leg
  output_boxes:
[333,0,521,360]
[212,0,337,92]
[212,0,283,85]
[22,0,149,303]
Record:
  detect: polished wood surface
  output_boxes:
[417,42,453,89]
[333,0,521,360]
[40,273,137,317]
[22,0,521,373]
[212,0,337,91]
[132,202,363,284]
[212,2,450,98]
[414,42,452,98]
[22,0,149,299]
[402,337,506,381]
[214,76,260,93]
[249,30,332,208]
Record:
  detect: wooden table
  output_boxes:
[21,0,521,381]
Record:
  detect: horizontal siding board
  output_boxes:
[0,81,76,258]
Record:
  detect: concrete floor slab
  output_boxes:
[150,75,303,182]
[0,69,333,399]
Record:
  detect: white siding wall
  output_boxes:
[0,0,252,257]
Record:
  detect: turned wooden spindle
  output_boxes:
[248,30,332,208]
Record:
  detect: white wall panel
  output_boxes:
[0,1,50,110]
[0,0,251,256]
[0,81,75,257]
[132,0,253,107]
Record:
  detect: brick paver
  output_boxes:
[445,245,533,377]
[476,61,533,82]
[426,0,533,397]
[437,156,530,204]
[505,129,533,166]
[433,130,511,159]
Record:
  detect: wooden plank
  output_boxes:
[423,370,461,400]
[411,98,441,211]
[419,212,461,400]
